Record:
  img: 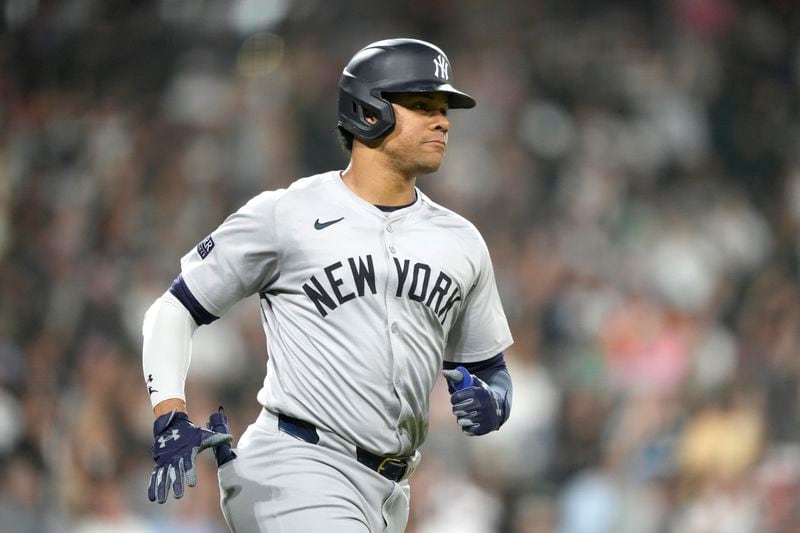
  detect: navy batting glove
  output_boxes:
[442,366,506,436]
[206,406,237,467]
[147,410,232,504]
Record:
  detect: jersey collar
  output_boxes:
[332,171,424,220]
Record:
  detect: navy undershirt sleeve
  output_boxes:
[169,274,219,326]
[443,352,507,374]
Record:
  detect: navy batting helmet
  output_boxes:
[337,38,476,141]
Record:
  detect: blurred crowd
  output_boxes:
[2,0,800,531]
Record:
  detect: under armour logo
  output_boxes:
[158,429,180,448]
[147,374,158,395]
[433,54,449,80]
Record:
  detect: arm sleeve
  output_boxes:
[445,234,513,363]
[180,190,282,318]
[142,191,281,409]
[474,357,513,427]
[142,291,197,408]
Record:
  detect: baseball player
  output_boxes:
[142,38,514,532]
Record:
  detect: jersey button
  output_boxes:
[390,322,399,333]
[388,245,396,254]
[386,224,393,233]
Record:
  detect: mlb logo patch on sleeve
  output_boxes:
[197,235,215,259]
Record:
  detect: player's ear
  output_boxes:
[364,109,378,125]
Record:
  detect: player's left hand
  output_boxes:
[147,410,232,504]
[442,366,506,436]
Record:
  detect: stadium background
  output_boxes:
[2,0,800,531]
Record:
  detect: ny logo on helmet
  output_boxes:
[433,55,449,80]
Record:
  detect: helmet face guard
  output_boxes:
[337,38,476,141]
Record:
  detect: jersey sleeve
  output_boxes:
[179,191,281,318]
[445,234,513,363]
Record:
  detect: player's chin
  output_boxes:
[416,153,445,174]
[415,161,443,175]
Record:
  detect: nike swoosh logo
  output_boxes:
[314,217,344,230]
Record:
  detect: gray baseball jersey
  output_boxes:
[180,170,512,457]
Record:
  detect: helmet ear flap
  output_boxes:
[337,76,396,140]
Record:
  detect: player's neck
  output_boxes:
[340,160,416,207]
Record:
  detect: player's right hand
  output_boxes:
[148,410,232,504]
[206,406,237,467]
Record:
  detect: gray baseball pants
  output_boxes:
[217,409,412,532]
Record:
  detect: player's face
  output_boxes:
[379,92,450,176]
